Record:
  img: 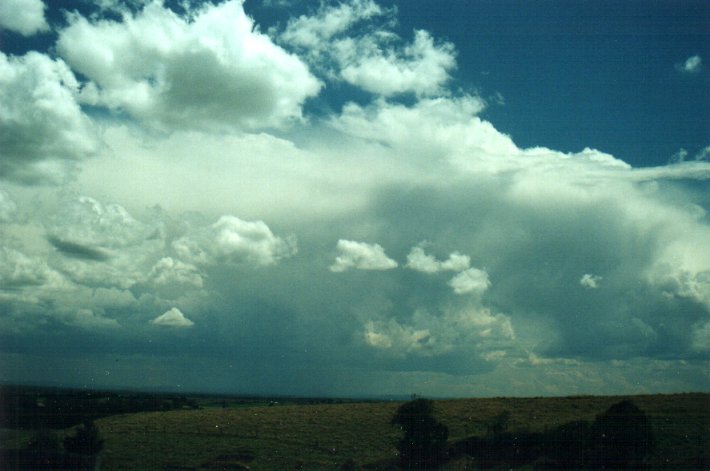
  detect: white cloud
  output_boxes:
[173,215,296,267]
[279,0,384,49]
[448,268,491,295]
[406,245,470,273]
[149,257,203,288]
[364,306,514,358]
[676,54,702,74]
[150,307,194,328]
[280,1,455,97]
[580,273,602,289]
[0,0,49,36]
[0,51,99,183]
[46,196,163,289]
[56,0,320,131]
[330,239,398,272]
[0,247,62,288]
[331,96,492,165]
[338,30,456,97]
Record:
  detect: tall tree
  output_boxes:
[391,398,449,469]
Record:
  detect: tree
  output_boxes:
[391,398,449,469]
[587,400,655,469]
[63,420,104,456]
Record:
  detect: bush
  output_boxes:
[63,420,104,456]
[391,399,449,469]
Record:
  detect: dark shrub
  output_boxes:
[392,399,449,469]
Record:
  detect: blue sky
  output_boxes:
[0,0,709,397]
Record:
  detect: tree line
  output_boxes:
[392,398,658,469]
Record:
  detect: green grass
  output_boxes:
[3,393,708,469]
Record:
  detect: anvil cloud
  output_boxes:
[0,0,708,397]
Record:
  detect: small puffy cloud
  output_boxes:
[580,273,602,289]
[150,307,194,328]
[0,0,49,36]
[448,268,491,295]
[0,52,99,183]
[174,215,296,267]
[330,239,398,272]
[406,245,470,273]
[676,55,702,74]
[56,0,320,131]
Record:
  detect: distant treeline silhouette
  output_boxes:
[0,385,198,429]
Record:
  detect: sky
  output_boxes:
[0,0,709,398]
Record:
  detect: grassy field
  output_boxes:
[2,392,708,469]
[93,393,708,469]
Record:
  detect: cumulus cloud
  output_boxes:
[279,0,384,49]
[0,247,61,288]
[150,307,194,327]
[0,0,49,36]
[173,215,296,267]
[0,52,99,183]
[148,257,203,289]
[364,306,514,360]
[676,54,702,74]
[56,0,320,131]
[46,196,162,288]
[330,239,398,272]
[279,0,455,97]
[406,245,470,273]
[580,273,602,289]
[338,30,456,97]
[448,268,491,295]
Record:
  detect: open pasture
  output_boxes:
[89,393,708,470]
